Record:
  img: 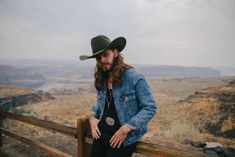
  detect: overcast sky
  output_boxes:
[0,0,234,67]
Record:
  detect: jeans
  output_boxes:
[90,133,138,157]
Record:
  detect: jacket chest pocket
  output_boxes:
[97,92,105,107]
[120,90,138,116]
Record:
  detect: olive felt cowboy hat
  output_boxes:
[79,35,126,61]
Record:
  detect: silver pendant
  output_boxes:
[105,117,115,126]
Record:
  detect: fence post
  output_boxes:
[77,117,92,157]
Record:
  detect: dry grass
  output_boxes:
[164,122,204,143]
[163,121,235,148]
[15,92,96,126]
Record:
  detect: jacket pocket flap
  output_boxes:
[120,90,136,101]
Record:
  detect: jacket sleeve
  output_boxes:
[90,92,100,118]
[125,73,157,131]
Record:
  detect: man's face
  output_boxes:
[96,49,118,72]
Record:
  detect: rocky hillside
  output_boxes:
[0,84,55,110]
[169,79,235,138]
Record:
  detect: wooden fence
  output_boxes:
[0,108,210,157]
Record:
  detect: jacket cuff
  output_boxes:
[90,111,98,119]
[125,121,139,131]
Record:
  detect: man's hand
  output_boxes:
[89,117,101,139]
[109,124,132,148]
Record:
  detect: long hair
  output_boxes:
[93,51,134,91]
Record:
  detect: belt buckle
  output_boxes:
[105,117,115,126]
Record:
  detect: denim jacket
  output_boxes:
[90,68,157,146]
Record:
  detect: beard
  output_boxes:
[101,57,117,73]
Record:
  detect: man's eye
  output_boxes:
[103,52,109,57]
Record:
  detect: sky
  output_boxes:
[0,0,234,67]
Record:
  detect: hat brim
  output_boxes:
[79,37,126,61]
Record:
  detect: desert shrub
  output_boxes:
[165,122,203,143]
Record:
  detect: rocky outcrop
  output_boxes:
[172,80,235,138]
[184,139,235,157]
[0,85,55,111]
[8,90,55,106]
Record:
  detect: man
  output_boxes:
[79,35,157,157]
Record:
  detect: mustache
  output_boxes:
[102,63,110,66]
[99,57,117,68]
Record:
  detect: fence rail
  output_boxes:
[0,127,72,157]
